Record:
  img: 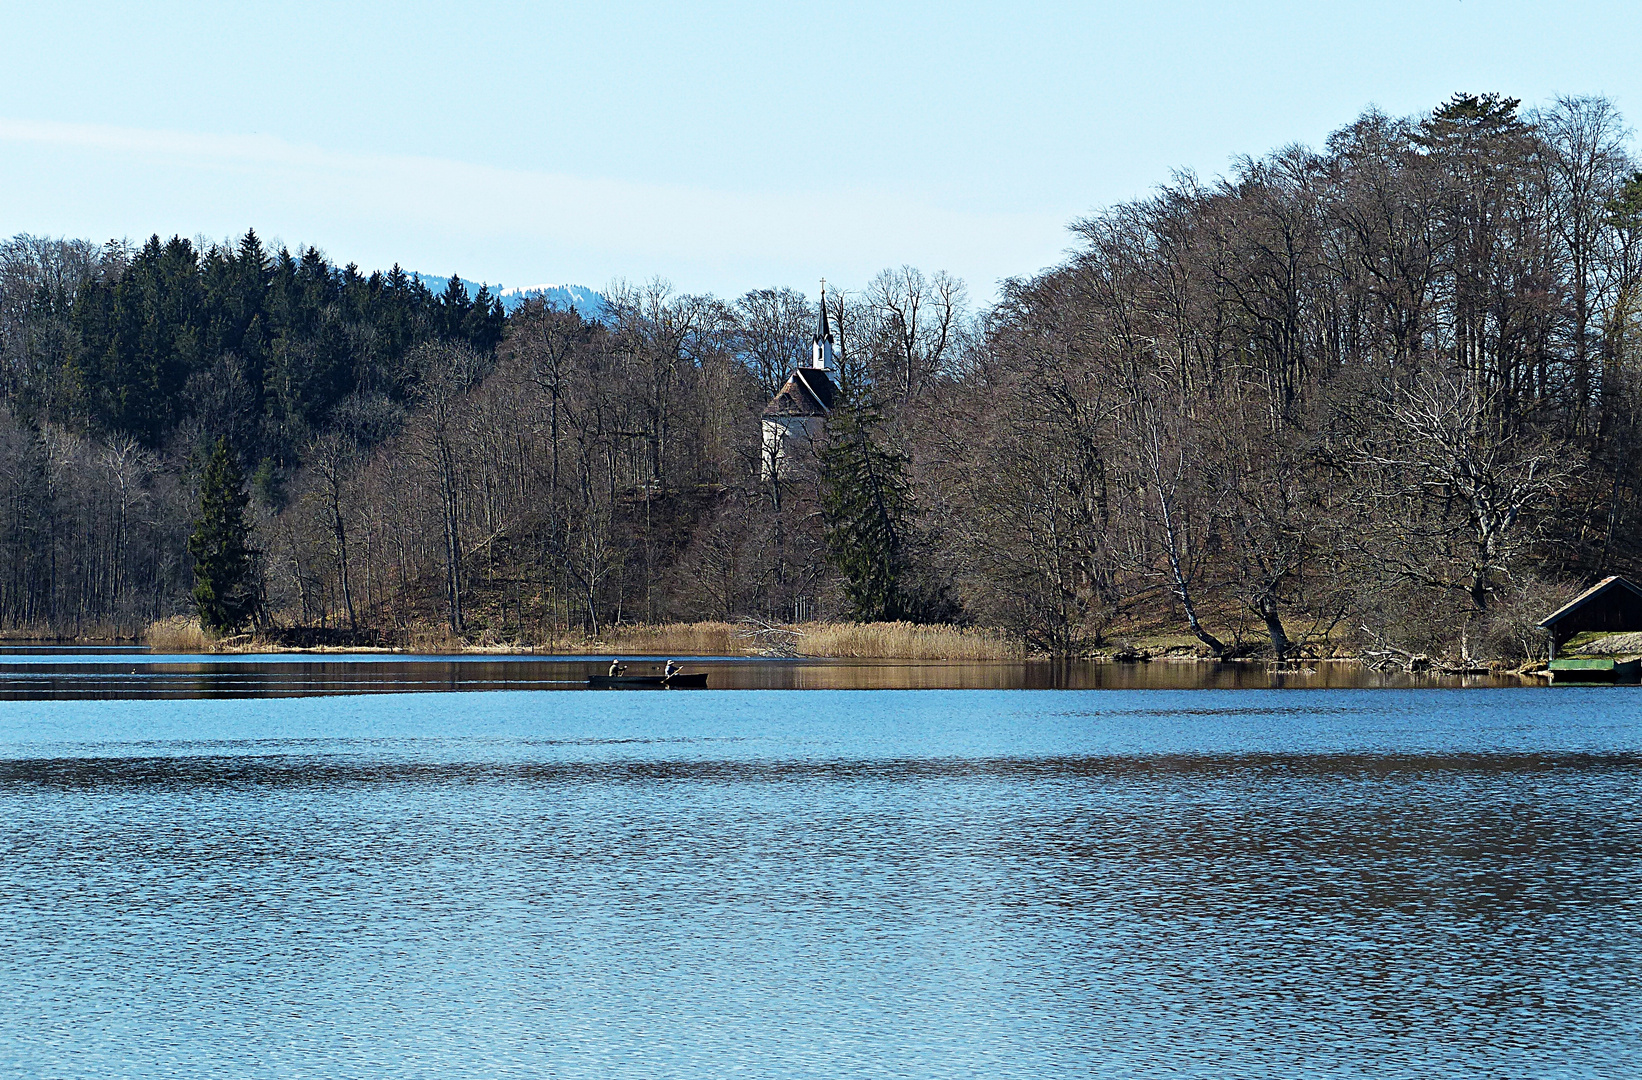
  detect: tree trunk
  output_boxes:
[1258,593,1291,660]
[1155,484,1225,656]
[331,501,356,633]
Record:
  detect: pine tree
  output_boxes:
[438,274,473,339]
[188,438,261,633]
[87,234,205,443]
[820,404,912,621]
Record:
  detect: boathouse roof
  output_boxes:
[1537,575,1642,629]
[762,368,836,419]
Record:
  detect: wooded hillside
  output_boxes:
[2,93,1639,659]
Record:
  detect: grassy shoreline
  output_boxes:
[124,616,1549,673]
[139,616,1030,661]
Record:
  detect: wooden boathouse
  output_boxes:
[1537,575,1642,660]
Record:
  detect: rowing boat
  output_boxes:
[586,672,709,689]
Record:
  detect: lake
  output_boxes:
[1,665,1638,1077]
[0,650,1529,698]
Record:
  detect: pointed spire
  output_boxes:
[816,279,832,343]
[810,279,835,370]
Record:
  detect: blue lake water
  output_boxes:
[0,651,1528,697]
[2,685,1639,1078]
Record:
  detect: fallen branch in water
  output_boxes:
[736,617,801,657]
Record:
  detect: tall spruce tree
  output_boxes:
[820,404,912,621]
[188,437,261,633]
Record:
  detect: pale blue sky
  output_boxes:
[2,1,1638,301]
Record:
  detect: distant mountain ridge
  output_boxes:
[410,273,607,319]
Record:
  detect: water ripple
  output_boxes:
[0,693,1638,1078]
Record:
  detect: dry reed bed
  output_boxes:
[598,622,741,656]
[144,616,397,654]
[142,615,217,653]
[140,617,1022,660]
[0,622,143,644]
[795,622,1023,661]
[596,621,1022,660]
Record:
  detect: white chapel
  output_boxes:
[760,284,838,479]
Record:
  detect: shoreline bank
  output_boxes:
[0,616,1559,676]
[0,622,1550,679]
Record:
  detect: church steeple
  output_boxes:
[811,280,834,370]
[763,279,840,481]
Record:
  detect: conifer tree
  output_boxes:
[188,437,261,633]
[820,404,912,621]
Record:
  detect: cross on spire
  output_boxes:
[812,279,835,368]
[815,280,832,343]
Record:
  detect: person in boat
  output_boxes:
[608,658,626,677]
[664,659,680,680]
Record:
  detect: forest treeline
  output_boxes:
[2,92,1640,659]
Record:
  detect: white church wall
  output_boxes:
[761,416,821,479]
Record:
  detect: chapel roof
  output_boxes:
[762,367,836,418]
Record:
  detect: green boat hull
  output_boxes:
[587,673,709,689]
[1547,658,1641,684]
